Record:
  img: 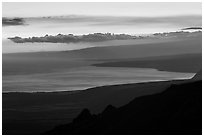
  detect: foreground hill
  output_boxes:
[3,79,179,134]
[46,72,202,135]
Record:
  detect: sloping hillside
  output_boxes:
[46,72,202,135]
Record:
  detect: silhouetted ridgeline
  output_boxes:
[46,71,202,135]
[2,17,25,26]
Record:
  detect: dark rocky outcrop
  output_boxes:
[73,109,92,123]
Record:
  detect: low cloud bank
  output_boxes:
[2,17,25,26]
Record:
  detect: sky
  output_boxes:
[3,2,202,18]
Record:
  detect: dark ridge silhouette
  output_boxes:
[45,72,202,135]
[2,79,183,135]
[2,17,25,26]
[102,105,117,114]
[73,109,92,123]
[181,27,202,30]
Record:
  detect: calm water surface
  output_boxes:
[3,66,194,93]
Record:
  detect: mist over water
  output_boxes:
[3,15,201,38]
[2,15,200,93]
[2,40,96,53]
[3,15,201,53]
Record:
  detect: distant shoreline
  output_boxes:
[7,31,201,44]
[93,53,202,73]
[2,77,194,94]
